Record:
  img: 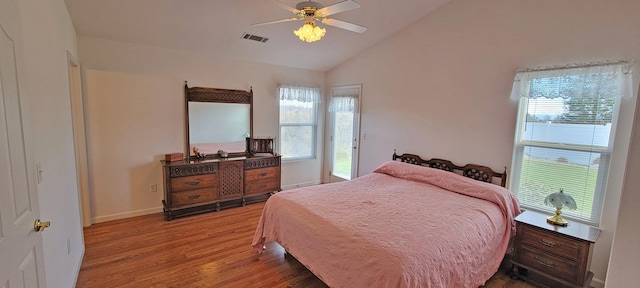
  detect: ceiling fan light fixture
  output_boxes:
[293,22,326,43]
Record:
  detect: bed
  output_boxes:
[252,152,521,288]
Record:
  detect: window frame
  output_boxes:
[278,86,319,161]
[509,68,624,226]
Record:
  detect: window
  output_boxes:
[509,62,633,225]
[278,84,320,160]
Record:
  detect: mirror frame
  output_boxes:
[185,81,253,159]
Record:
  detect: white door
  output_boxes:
[329,85,361,182]
[0,0,48,286]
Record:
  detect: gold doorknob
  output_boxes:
[34,219,51,232]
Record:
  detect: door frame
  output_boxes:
[328,84,362,182]
[67,52,91,227]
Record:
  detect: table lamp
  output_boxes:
[544,188,577,226]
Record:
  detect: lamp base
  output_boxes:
[547,207,569,226]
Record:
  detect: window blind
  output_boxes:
[509,61,632,225]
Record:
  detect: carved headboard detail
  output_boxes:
[392,150,507,187]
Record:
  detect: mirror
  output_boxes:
[185,82,253,158]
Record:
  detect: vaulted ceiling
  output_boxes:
[64,0,450,71]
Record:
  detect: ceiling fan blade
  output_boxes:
[252,18,299,26]
[270,0,300,14]
[317,0,360,16]
[321,18,367,33]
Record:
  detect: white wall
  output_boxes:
[326,0,640,285]
[605,88,640,286]
[77,36,325,222]
[17,0,84,287]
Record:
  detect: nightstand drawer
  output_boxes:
[170,174,217,192]
[518,223,584,261]
[517,244,580,284]
[171,188,217,206]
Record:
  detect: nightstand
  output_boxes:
[511,210,601,288]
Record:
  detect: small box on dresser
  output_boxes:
[511,210,601,288]
[164,152,184,162]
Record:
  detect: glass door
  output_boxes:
[329,85,361,181]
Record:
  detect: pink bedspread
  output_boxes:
[252,161,520,288]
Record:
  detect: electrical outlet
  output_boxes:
[150,183,158,192]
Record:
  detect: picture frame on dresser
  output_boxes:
[159,83,281,220]
[511,210,602,288]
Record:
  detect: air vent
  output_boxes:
[242,33,269,43]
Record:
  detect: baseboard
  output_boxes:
[591,277,604,288]
[72,245,85,288]
[93,207,163,223]
[281,180,322,191]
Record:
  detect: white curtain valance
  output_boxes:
[329,96,359,113]
[278,84,320,103]
[510,60,634,101]
[329,86,360,113]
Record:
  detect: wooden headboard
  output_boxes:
[392,151,507,187]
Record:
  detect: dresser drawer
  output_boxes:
[517,244,580,284]
[245,178,280,195]
[245,157,280,169]
[170,188,217,206]
[518,223,585,261]
[170,174,218,192]
[245,167,279,181]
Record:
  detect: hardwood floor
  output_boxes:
[76,202,533,288]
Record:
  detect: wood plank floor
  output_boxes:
[76,202,533,288]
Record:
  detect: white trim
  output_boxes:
[71,246,85,288]
[280,180,322,191]
[93,207,163,223]
[67,51,91,227]
[591,277,605,288]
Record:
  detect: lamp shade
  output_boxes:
[294,22,326,43]
[544,189,576,226]
[544,189,577,210]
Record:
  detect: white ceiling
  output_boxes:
[64,0,450,71]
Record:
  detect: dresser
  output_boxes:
[161,155,281,220]
[511,210,601,288]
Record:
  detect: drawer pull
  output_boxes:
[186,181,200,186]
[538,238,560,248]
[258,173,267,177]
[259,184,267,189]
[535,256,556,268]
[188,195,201,200]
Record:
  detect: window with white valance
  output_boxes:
[278,84,320,160]
[509,61,633,225]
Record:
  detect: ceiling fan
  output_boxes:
[252,0,367,42]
